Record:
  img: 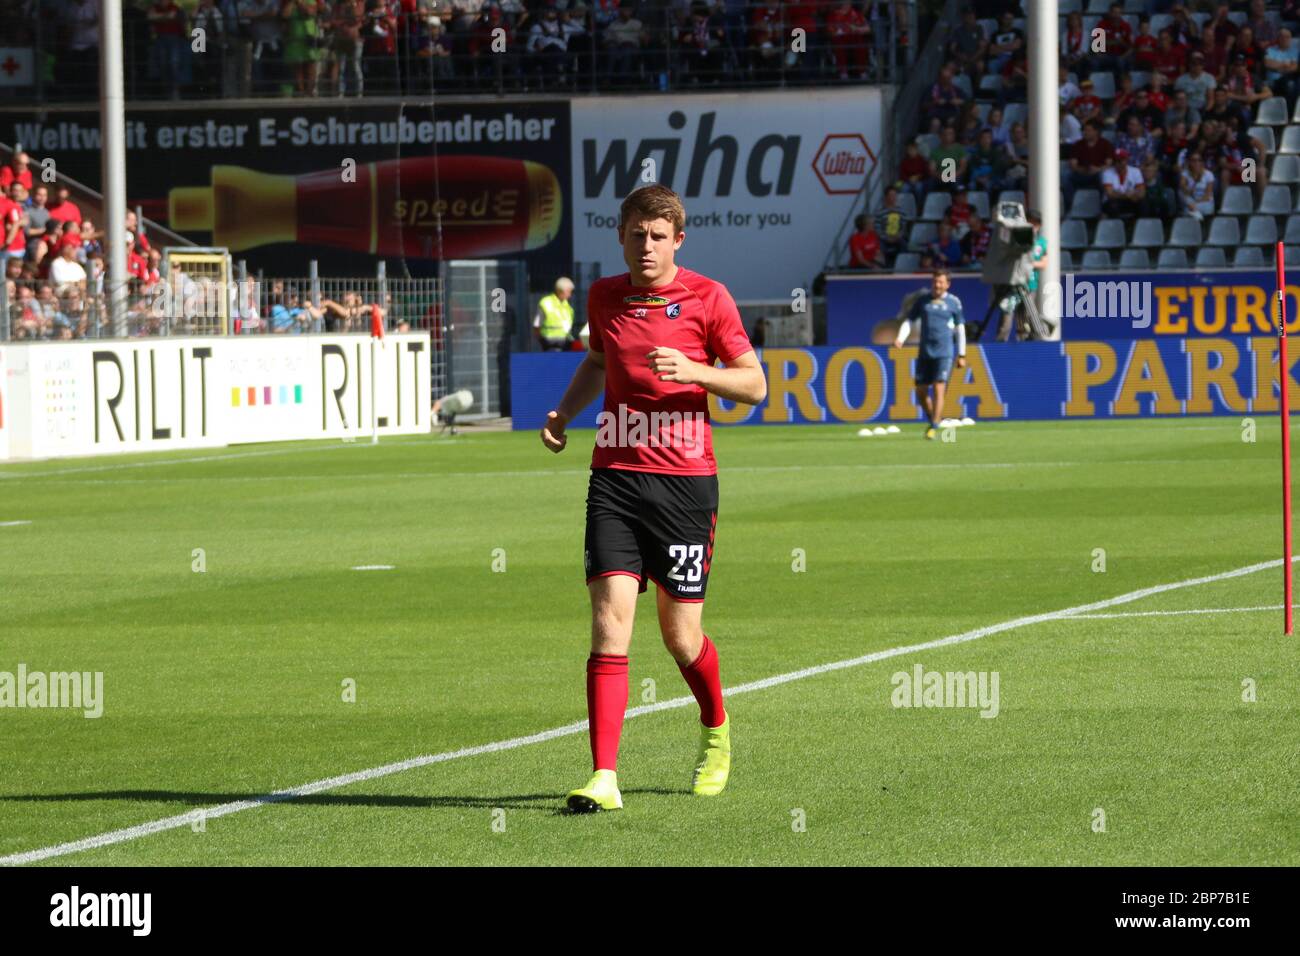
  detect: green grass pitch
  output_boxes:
[0,417,1297,866]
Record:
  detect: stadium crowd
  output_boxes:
[0,150,412,338]
[849,0,1300,274]
[9,0,909,98]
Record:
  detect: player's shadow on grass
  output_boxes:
[0,788,686,814]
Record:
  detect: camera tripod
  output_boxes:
[972,283,1053,342]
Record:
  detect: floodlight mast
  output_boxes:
[100,0,129,337]
[1029,0,1060,338]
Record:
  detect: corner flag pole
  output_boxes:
[1278,241,1293,635]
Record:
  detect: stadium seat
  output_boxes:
[968,191,991,220]
[1092,219,1126,248]
[1085,0,1108,12]
[915,133,939,157]
[1082,250,1113,269]
[1002,103,1028,129]
[1169,217,1203,246]
[978,75,1003,99]
[893,252,922,272]
[1227,10,1247,26]
[952,74,973,100]
[1280,125,1300,155]
[921,192,952,221]
[1285,214,1300,244]
[1060,0,1082,11]
[1258,184,1292,215]
[1195,247,1228,268]
[1150,13,1173,34]
[977,19,997,39]
[999,189,1026,207]
[1119,249,1151,269]
[1130,218,1165,247]
[1249,125,1277,154]
[1258,97,1290,127]
[1060,249,1075,271]
[1088,72,1116,100]
[1245,215,1279,245]
[1218,185,1254,216]
[1273,154,1300,184]
[1206,217,1241,246]
[1128,71,1151,90]
[908,222,937,251]
[1068,190,1102,220]
[1060,219,1089,250]
[975,102,991,123]
[1234,247,1266,267]
[1292,98,1300,124]
[1157,248,1189,268]
[1189,12,1211,28]
[1287,245,1300,265]
[897,193,918,219]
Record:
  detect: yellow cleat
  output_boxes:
[692,714,731,797]
[924,426,937,440]
[565,769,623,813]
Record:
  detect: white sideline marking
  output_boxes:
[0,555,1289,866]
[351,565,395,571]
[1063,605,1284,619]
[0,459,1254,487]
[0,520,32,527]
[0,434,459,481]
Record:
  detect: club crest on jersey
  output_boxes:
[666,303,681,318]
[624,294,670,306]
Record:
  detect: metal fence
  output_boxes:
[5,1,918,103]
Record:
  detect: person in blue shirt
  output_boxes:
[893,269,967,440]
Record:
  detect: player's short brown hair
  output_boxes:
[619,184,686,235]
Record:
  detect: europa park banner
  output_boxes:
[511,337,1300,428]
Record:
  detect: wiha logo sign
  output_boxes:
[582,111,800,197]
[812,134,876,195]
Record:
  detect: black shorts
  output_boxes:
[584,467,719,603]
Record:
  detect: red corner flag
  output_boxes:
[370,304,384,339]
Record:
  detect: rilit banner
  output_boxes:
[2,333,431,460]
[0,102,571,279]
[511,337,1300,428]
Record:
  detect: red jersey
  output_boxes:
[849,230,880,267]
[0,198,24,252]
[0,167,33,191]
[46,199,82,225]
[587,268,753,477]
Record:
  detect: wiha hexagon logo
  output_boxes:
[812,134,877,195]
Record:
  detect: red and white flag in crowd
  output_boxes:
[370,304,384,339]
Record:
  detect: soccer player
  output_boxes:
[893,269,967,440]
[539,184,767,812]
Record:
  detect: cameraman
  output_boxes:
[993,207,1048,341]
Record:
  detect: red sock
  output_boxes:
[586,654,628,772]
[678,634,726,728]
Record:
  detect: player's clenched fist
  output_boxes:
[647,346,701,384]
[540,410,568,453]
